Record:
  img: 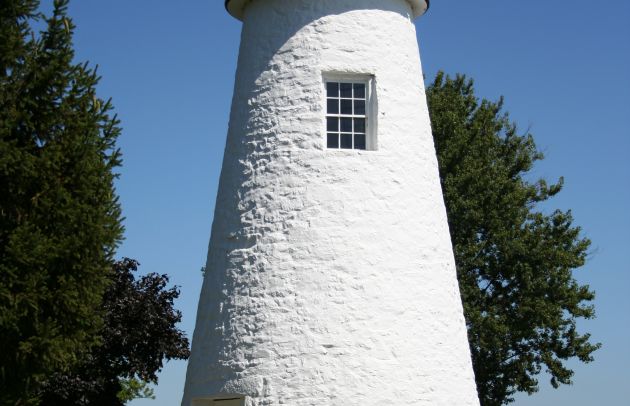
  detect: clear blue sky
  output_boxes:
[56,0,630,404]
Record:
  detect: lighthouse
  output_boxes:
[182,0,480,405]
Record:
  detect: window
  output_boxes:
[325,78,372,150]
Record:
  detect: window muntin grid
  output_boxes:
[326,81,367,150]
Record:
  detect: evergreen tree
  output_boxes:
[427,72,600,406]
[0,1,123,404]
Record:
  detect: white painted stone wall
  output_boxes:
[182,0,480,405]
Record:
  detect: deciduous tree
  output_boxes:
[427,72,600,406]
[39,258,190,406]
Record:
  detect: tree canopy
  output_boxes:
[1,2,190,405]
[0,0,123,403]
[426,72,600,406]
[39,258,190,406]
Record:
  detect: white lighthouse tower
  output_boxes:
[182,0,480,405]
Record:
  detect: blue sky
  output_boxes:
[56,0,630,404]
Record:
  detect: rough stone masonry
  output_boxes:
[182,1,481,405]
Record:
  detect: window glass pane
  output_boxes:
[327,117,338,131]
[326,82,339,98]
[354,134,366,150]
[325,79,372,152]
[327,99,338,114]
[353,83,366,99]
[354,118,365,133]
[354,100,365,115]
[340,134,352,149]
[340,83,352,98]
[340,99,352,115]
[327,133,339,148]
[340,117,352,132]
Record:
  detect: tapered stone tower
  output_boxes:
[182,1,480,405]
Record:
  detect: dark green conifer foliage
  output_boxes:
[427,72,600,406]
[0,1,123,404]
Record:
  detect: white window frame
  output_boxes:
[323,73,377,151]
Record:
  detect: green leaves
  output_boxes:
[1,4,188,405]
[0,1,123,403]
[427,72,600,406]
[117,377,155,402]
